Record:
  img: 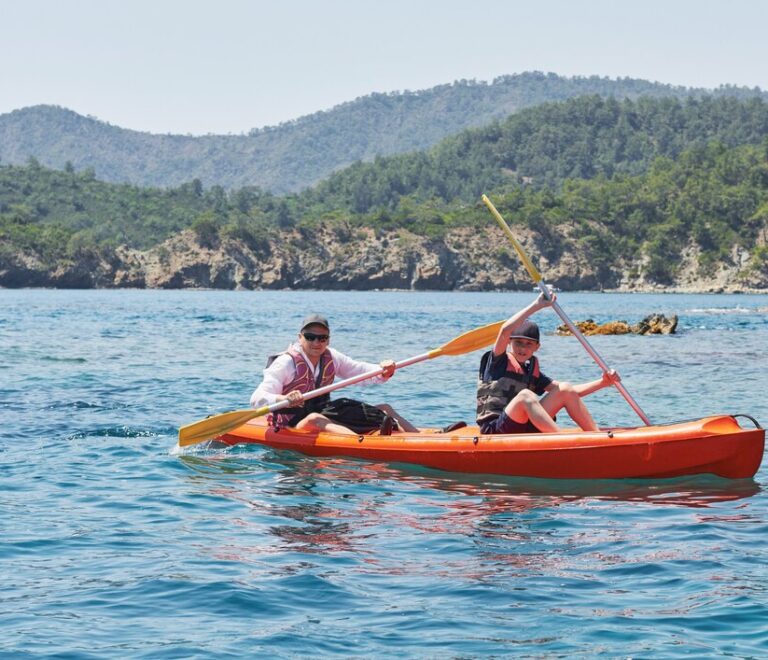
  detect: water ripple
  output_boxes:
[2,289,767,657]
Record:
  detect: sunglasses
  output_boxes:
[302,332,330,342]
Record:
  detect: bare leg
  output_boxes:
[505,389,560,432]
[294,412,357,436]
[540,382,599,431]
[375,403,419,432]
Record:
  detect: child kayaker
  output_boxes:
[250,314,418,435]
[476,293,620,434]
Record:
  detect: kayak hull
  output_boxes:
[216,415,764,480]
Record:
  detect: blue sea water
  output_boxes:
[1,289,767,658]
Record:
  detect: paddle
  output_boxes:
[177,318,505,446]
[481,193,652,425]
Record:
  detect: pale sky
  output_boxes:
[2,0,766,135]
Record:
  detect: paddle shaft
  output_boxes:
[482,194,652,426]
[535,281,652,425]
[263,316,504,415]
[178,318,506,446]
[265,350,438,415]
[177,350,442,445]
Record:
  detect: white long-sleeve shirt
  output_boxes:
[249,344,385,408]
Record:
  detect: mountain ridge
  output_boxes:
[2,71,766,192]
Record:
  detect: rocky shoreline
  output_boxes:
[1,225,766,293]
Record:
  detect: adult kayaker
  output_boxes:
[250,314,418,435]
[477,293,620,434]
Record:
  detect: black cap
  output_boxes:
[300,314,330,331]
[509,319,540,343]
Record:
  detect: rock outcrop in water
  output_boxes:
[556,314,678,336]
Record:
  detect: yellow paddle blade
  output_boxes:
[481,194,542,283]
[430,319,504,357]
[178,406,270,447]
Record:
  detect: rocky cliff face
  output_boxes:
[1,224,766,292]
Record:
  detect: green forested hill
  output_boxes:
[1,72,766,193]
[306,95,768,213]
[2,138,766,288]
[2,92,767,289]
[486,141,768,284]
[0,161,281,254]
[4,94,767,253]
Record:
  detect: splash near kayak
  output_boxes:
[204,414,764,480]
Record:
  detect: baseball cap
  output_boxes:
[509,319,540,343]
[300,314,330,331]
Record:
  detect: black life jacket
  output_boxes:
[476,351,541,424]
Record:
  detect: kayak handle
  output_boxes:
[733,414,762,429]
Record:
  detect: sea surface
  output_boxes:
[1,289,767,658]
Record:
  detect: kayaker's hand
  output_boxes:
[281,389,304,405]
[602,369,620,387]
[532,291,555,310]
[380,359,396,380]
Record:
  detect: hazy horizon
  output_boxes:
[2,0,767,135]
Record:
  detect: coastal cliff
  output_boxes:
[3,225,764,292]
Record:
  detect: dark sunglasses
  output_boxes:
[302,332,330,342]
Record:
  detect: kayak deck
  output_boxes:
[216,414,764,480]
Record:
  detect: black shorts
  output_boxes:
[480,412,541,435]
[287,397,388,434]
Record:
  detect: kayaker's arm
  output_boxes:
[249,353,294,407]
[569,369,622,398]
[492,292,553,356]
[331,348,391,385]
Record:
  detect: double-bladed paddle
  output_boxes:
[481,193,652,425]
[177,318,505,447]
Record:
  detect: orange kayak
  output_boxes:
[215,414,764,480]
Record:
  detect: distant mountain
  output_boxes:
[1,72,766,193]
[3,95,767,254]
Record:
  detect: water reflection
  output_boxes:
[179,449,761,509]
[179,454,370,557]
[178,448,761,567]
